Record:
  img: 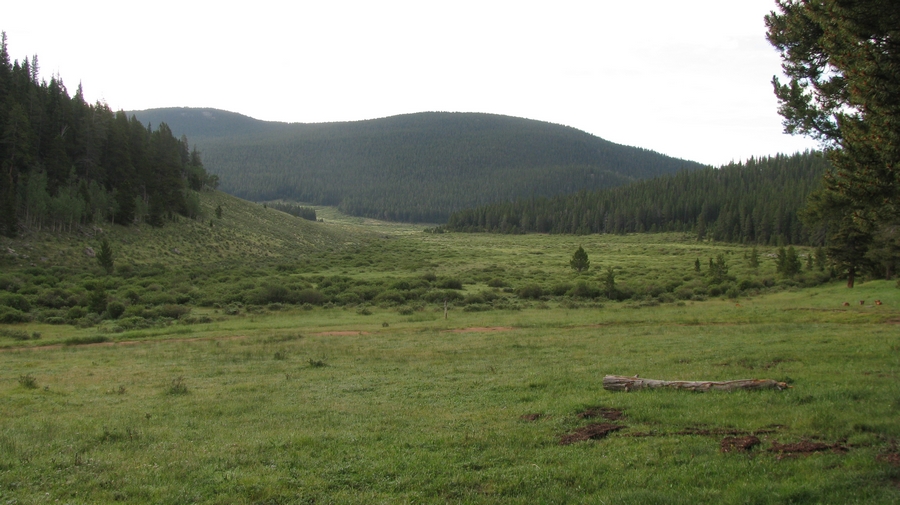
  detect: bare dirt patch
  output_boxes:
[769,439,848,458]
[877,451,900,466]
[311,331,370,336]
[721,436,761,453]
[577,406,625,421]
[443,326,514,334]
[559,423,624,445]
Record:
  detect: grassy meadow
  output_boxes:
[1,193,899,503]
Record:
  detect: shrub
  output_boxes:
[18,374,38,389]
[64,335,109,346]
[374,290,405,306]
[166,376,189,395]
[568,281,600,299]
[550,283,572,296]
[517,284,544,299]
[106,301,126,320]
[295,289,325,305]
[0,306,30,324]
[332,292,359,306]
[487,278,507,288]
[0,328,31,340]
[423,290,464,303]
[437,278,463,290]
[0,293,31,312]
[154,304,191,319]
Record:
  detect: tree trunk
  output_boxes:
[602,375,790,392]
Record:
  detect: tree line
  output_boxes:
[0,33,214,237]
[444,152,828,245]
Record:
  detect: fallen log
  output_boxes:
[603,375,791,392]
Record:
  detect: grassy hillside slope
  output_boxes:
[128,108,705,222]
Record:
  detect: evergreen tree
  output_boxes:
[767,0,900,282]
[603,267,617,299]
[96,237,114,274]
[570,246,590,272]
[748,246,760,269]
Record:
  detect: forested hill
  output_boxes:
[444,152,829,245]
[128,108,705,222]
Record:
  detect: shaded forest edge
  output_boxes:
[129,108,706,223]
[0,33,216,238]
[443,152,827,242]
[441,152,899,283]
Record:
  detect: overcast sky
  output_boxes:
[5,0,819,166]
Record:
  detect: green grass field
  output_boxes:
[1,197,899,503]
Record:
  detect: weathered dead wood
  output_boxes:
[603,375,790,392]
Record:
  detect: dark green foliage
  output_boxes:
[445,153,828,244]
[708,254,730,284]
[568,280,600,299]
[267,202,317,221]
[748,246,760,269]
[767,1,900,285]
[776,246,803,278]
[516,284,544,299]
[604,267,617,299]
[0,306,30,323]
[436,278,463,290]
[106,301,125,319]
[97,238,114,274]
[0,35,211,237]
[569,246,590,272]
[129,108,703,223]
[88,284,108,315]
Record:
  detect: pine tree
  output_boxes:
[570,246,590,272]
[96,237,114,274]
[767,0,900,283]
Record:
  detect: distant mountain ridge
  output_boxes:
[127,108,706,222]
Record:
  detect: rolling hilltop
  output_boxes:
[128,108,705,222]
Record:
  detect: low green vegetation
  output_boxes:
[1,199,899,503]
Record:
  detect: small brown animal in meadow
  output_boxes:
[859,300,865,305]
[842,302,850,306]
[875,300,882,306]
[735,303,742,308]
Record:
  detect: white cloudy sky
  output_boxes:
[5,0,818,166]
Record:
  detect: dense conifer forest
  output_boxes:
[129,108,705,222]
[0,34,213,238]
[444,152,829,245]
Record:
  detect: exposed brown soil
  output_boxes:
[442,326,515,334]
[877,452,900,466]
[676,427,779,436]
[520,413,543,422]
[559,423,624,445]
[721,436,761,453]
[769,439,848,457]
[577,406,625,421]
[311,331,370,336]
